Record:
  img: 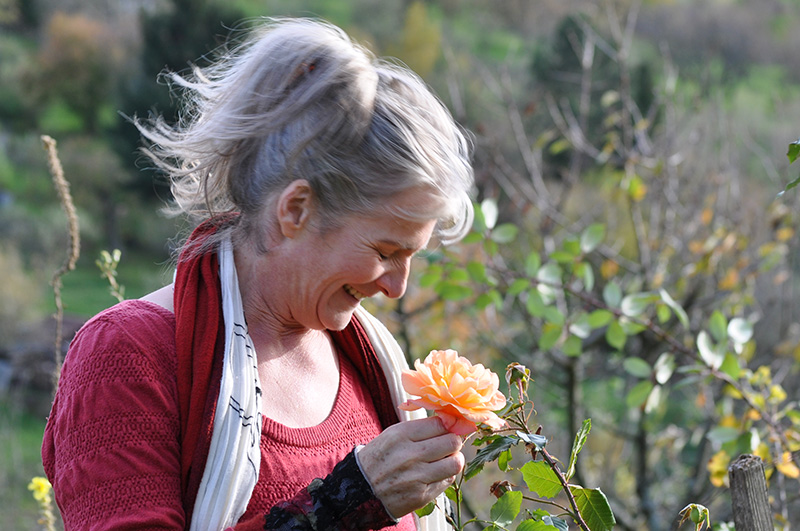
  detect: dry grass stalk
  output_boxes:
[42,135,80,392]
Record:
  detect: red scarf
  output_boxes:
[173,218,400,524]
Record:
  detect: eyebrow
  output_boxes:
[376,239,428,254]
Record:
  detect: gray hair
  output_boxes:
[137,18,474,252]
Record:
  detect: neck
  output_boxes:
[234,237,321,362]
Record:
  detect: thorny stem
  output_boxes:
[536,447,591,531]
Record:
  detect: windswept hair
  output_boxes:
[137,18,474,253]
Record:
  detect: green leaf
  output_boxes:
[603,282,622,307]
[788,139,800,164]
[449,268,470,283]
[621,319,646,336]
[621,292,656,317]
[475,293,495,310]
[569,487,616,531]
[526,289,547,317]
[464,436,518,479]
[537,263,563,305]
[518,517,568,531]
[550,250,577,264]
[444,485,461,503]
[419,265,443,287]
[697,330,724,369]
[481,198,499,229]
[606,320,627,350]
[656,304,671,324]
[580,223,606,253]
[517,431,548,449]
[707,426,740,445]
[653,353,676,385]
[539,322,563,351]
[709,310,728,342]
[563,237,581,255]
[587,309,614,328]
[542,516,568,531]
[525,251,542,277]
[415,502,436,517]
[490,490,522,527]
[491,223,519,244]
[562,335,583,357]
[569,313,592,339]
[728,317,753,345]
[466,261,488,283]
[720,352,741,380]
[543,306,565,326]
[508,278,531,296]
[521,461,562,499]
[437,282,473,301]
[517,520,553,531]
[566,419,591,480]
[659,288,689,328]
[575,261,595,291]
[461,231,483,244]
[626,380,654,409]
[779,175,800,197]
[644,384,663,414]
[498,449,512,471]
[623,357,652,378]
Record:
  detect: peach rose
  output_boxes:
[400,349,507,436]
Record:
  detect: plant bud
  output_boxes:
[490,480,512,499]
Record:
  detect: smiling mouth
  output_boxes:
[344,285,367,301]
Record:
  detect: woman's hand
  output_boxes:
[357,416,465,518]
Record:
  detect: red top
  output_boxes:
[42,300,415,529]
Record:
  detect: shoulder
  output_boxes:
[62,300,177,388]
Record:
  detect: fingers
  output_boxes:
[405,415,454,441]
[358,418,466,517]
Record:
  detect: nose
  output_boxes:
[377,259,411,299]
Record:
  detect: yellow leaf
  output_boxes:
[688,240,705,254]
[755,443,770,462]
[718,269,740,290]
[776,227,794,242]
[769,384,787,404]
[776,452,800,478]
[707,450,730,487]
[600,259,619,279]
[701,208,713,226]
[695,391,707,408]
[745,409,762,421]
[719,414,738,428]
[628,175,647,202]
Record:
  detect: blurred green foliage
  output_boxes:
[2,0,800,529]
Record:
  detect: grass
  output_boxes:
[0,397,62,530]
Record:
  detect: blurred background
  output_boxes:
[2,0,800,529]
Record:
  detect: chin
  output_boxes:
[321,310,358,331]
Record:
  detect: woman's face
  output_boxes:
[287,189,439,332]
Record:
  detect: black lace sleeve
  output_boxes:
[261,449,397,530]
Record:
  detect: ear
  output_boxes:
[276,180,314,238]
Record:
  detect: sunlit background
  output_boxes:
[2,0,800,529]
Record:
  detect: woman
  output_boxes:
[42,18,474,530]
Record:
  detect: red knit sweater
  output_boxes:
[42,300,414,530]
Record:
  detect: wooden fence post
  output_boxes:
[728,454,772,531]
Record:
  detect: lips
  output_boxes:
[344,284,367,301]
